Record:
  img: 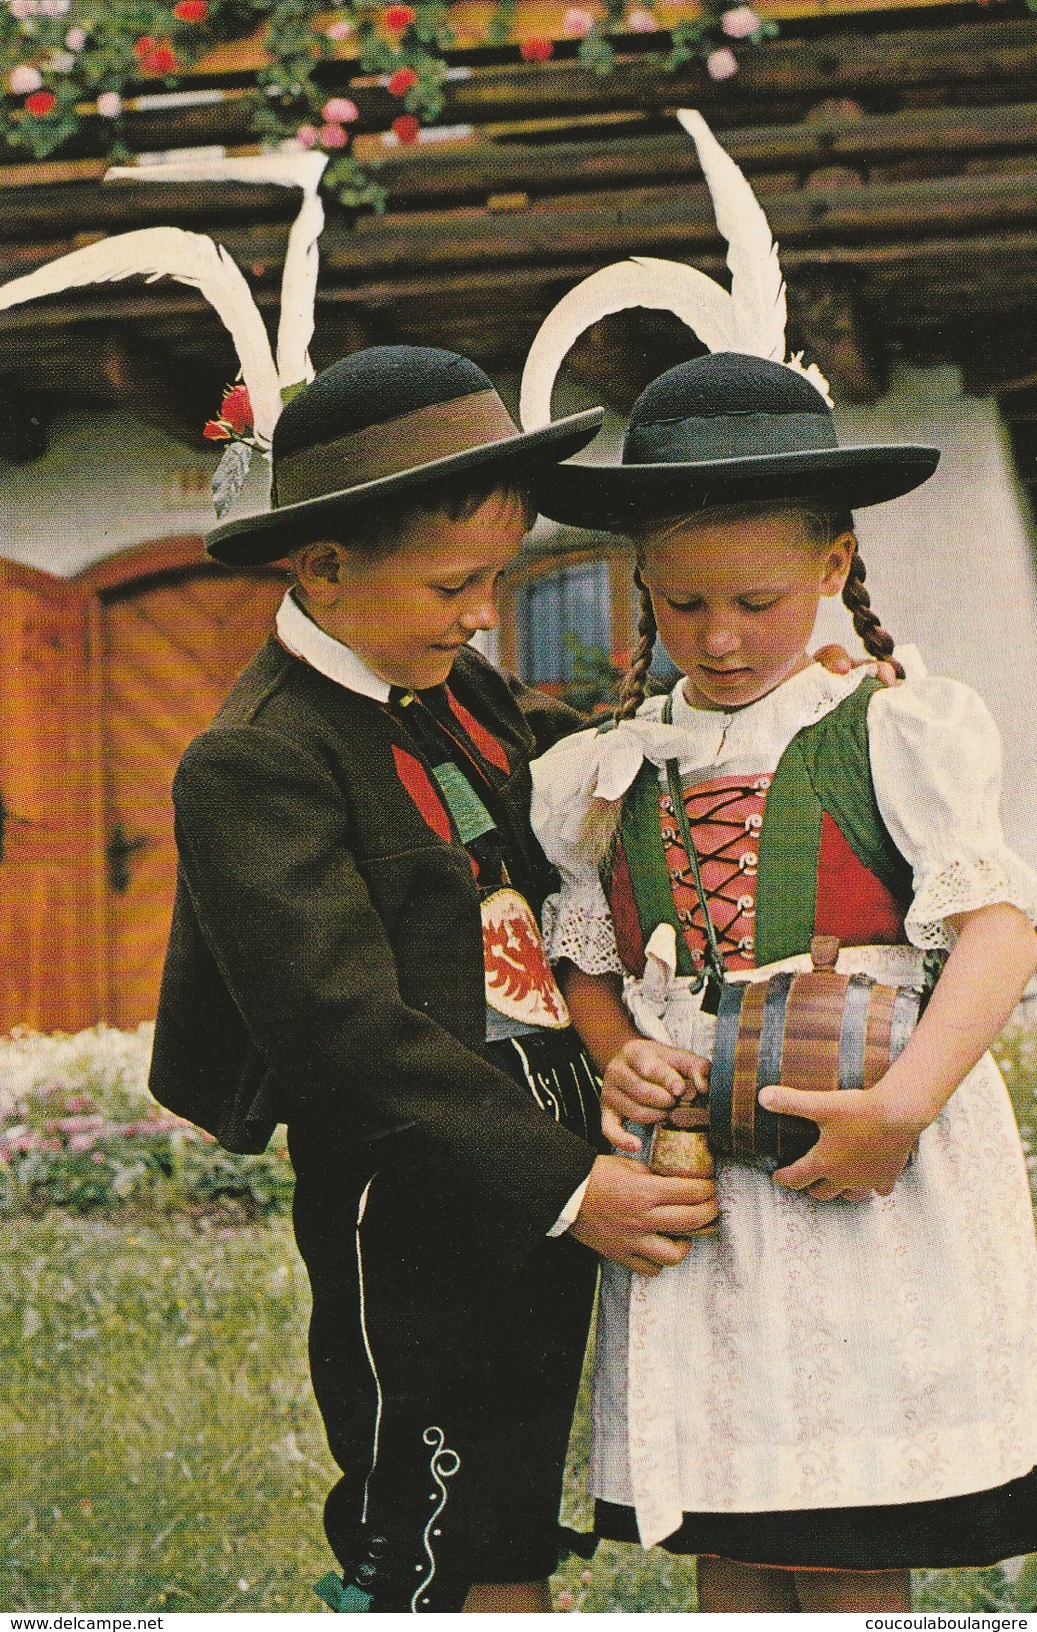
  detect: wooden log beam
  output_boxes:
[0,180,297,243]
[13,162,1036,286]
[370,102,1037,206]
[6,101,1036,235]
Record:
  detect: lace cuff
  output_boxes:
[541,878,624,976]
[905,852,1037,950]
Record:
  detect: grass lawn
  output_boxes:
[1,1211,1034,1614]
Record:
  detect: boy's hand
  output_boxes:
[812,643,899,689]
[570,1154,719,1275]
[602,1039,708,1152]
[759,1083,920,1199]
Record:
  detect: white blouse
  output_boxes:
[530,651,1037,969]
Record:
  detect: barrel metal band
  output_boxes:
[838,972,875,1091]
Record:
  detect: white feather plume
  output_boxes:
[520,108,832,429]
[521,256,733,429]
[106,152,328,394]
[0,225,282,441]
[675,107,786,361]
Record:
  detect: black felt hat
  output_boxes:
[536,352,940,533]
[207,344,604,565]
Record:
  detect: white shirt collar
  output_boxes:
[275,590,391,703]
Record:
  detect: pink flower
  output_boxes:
[319,121,348,149]
[65,26,87,50]
[706,45,738,79]
[91,1151,106,1164]
[557,1589,574,1610]
[96,91,122,117]
[8,2,40,19]
[625,8,656,30]
[326,18,353,39]
[721,5,760,36]
[322,96,359,123]
[40,0,69,14]
[8,64,43,95]
[562,6,594,35]
[68,1133,97,1153]
[295,122,318,148]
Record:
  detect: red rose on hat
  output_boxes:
[392,113,420,144]
[387,65,418,95]
[219,385,253,435]
[203,420,231,441]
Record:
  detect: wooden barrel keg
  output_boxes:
[707,936,924,1171]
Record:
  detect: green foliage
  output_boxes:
[0,1027,294,1219]
[0,0,771,212]
[561,632,623,714]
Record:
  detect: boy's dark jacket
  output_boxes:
[149,638,596,1251]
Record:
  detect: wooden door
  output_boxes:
[0,560,102,1033]
[88,541,286,1027]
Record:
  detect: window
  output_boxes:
[517,560,611,685]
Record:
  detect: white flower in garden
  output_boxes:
[721,5,761,37]
[626,7,657,30]
[326,18,353,39]
[40,0,71,15]
[8,62,43,93]
[8,1,41,20]
[706,45,739,79]
[96,90,122,118]
[48,47,75,71]
[562,5,594,35]
[65,24,87,49]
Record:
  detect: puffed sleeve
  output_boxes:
[868,676,1037,951]
[529,728,625,976]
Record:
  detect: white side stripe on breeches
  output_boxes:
[355,1177,383,1525]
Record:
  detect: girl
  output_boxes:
[529,348,1037,1612]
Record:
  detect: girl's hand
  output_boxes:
[758,1083,922,1199]
[602,1040,708,1153]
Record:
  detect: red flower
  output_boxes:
[383,4,417,32]
[25,90,57,116]
[173,0,208,18]
[392,113,420,145]
[387,65,418,96]
[133,34,156,60]
[519,36,554,60]
[219,383,253,434]
[203,419,231,441]
[147,42,179,74]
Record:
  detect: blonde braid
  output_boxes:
[614,569,657,722]
[842,546,904,679]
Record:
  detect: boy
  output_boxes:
[149,346,718,1612]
